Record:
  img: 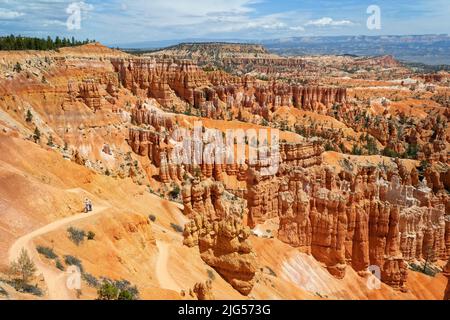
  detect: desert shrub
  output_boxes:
[96,279,138,300]
[382,147,400,158]
[47,135,54,147]
[14,62,22,72]
[36,246,57,259]
[64,255,84,273]
[114,279,139,299]
[97,281,119,300]
[365,136,379,155]
[169,185,181,200]
[87,231,96,240]
[265,266,277,277]
[207,269,215,281]
[406,143,419,159]
[21,284,44,296]
[118,290,134,300]
[148,214,156,222]
[67,227,86,245]
[351,144,363,155]
[324,141,336,152]
[170,223,183,233]
[55,259,65,271]
[82,273,99,288]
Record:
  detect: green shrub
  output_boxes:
[382,147,400,158]
[118,290,134,300]
[87,231,96,240]
[169,185,181,200]
[96,279,138,300]
[67,227,86,245]
[82,273,99,288]
[55,259,65,271]
[36,246,57,260]
[406,143,419,159]
[97,281,119,300]
[351,144,363,155]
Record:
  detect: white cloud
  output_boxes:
[289,26,305,32]
[305,17,354,27]
[0,8,24,19]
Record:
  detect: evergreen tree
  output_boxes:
[25,110,33,122]
[10,249,37,289]
[33,127,41,143]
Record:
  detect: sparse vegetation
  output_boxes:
[36,246,57,259]
[33,127,41,143]
[382,147,400,158]
[97,281,119,300]
[87,231,96,241]
[55,259,65,271]
[264,266,277,277]
[351,144,363,156]
[13,62,22,72]
[170,223,184,233]
[64,255,84,273]
[47,135,54,147]
[82,273,99,288]
[25,110,33,122]
[67,227,86,245]
[96,279,139,300]
[9,249,37,292]
[169,185,181,200]
[207,269,215,281]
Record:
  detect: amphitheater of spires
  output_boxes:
[126,97,449,294]
[111,58,347,120]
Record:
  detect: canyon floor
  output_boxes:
[0,43,449,300]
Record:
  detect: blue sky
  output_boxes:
[0,0,449,45]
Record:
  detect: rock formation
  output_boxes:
[78,79,102,111]
[182,179,257,296]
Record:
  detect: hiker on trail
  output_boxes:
[87,198,93,212]
[84,198,90,213]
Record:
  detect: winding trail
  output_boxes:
[155,240,181,292]
[8,189,110,300]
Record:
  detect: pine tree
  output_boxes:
[13,62,22,72]
[25,110,33,122]
[10,249,37,288]
[47,135,54,147]
[33,127,41,143]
